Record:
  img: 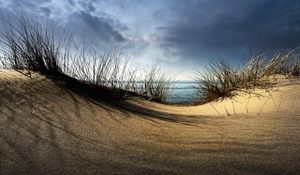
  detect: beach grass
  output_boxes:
[0,13,173,103]
[195,49,300,103]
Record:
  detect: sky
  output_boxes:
[1,0,300,79]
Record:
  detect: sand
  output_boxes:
[0,70,299,175]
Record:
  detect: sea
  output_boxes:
[166,81,198,103]
[122,81,199,103]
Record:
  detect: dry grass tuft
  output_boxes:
[0,13,173,103]
[0,14,62,75]
[195,49,300,103]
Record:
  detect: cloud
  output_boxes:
[7,0,51,9]
[39,6,51,16]
[1,0,300,70]
[67,11,125,45]
[155,0,300,63]
[1,0,127,46]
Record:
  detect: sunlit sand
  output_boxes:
[1,70,299,174]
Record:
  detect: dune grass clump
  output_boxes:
[0,13,173,103]
[112,64,174,102]
[261,50,300,76]
[65,46,174,102]
[195,58,240,102]
[65,44,130,89]
[140,65,174,102]
[0,14,62,75]
[195,49,300,103]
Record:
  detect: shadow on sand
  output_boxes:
[1,71,299,175]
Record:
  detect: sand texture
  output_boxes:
[0,70,299,175]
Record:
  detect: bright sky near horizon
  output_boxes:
[1,0,300,80]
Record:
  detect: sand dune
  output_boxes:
[0,70,299,175]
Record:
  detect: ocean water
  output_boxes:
[166,81,198,103]
[122,81,199,103]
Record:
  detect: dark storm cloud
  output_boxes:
[68,0,75,6]
[68,11,125,44]
[1,0,126,46]
[1,0,300,68]
[156,0,300,62]
[39,6,51,16]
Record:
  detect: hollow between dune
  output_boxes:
[0,70,299,175]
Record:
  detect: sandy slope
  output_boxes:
[0,70,299,175]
